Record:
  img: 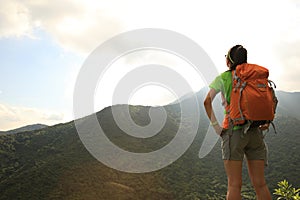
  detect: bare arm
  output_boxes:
[203,88,223,135]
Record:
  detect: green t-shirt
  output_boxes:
[209,70,232,103]
[209,70,242,130]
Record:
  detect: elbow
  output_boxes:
[203,96,212,108]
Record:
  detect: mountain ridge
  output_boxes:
[0,124,48,135]
[1,89,298,134]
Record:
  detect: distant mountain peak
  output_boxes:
[2,123,48,135]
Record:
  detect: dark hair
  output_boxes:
[227,45,247,70]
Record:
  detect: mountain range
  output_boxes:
[0,124,47,135]
[0,89,299,200]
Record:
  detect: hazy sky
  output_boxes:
[0,0,299,131]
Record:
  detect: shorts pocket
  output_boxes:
[221,130,230,159]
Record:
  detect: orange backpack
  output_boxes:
[229,63,278,126]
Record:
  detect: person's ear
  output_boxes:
[226,59,231,68]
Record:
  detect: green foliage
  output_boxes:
[274,180,300,200]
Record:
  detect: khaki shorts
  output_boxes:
[221,127,268,165]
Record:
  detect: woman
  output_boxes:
[203,45,272,200]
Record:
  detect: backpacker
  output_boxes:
[229,63,278,126]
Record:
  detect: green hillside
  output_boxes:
[0,102,299,199]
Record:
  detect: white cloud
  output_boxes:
[0,0,31,37]
[1,0,298,60]
[272,40,300,92]
[0,0,123,55]
[0,103,64,131]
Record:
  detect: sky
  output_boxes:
[0,0,300,131]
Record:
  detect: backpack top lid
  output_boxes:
[235,63,269,80]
